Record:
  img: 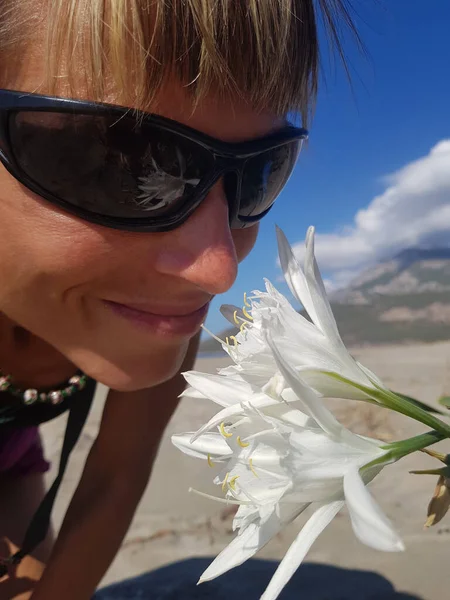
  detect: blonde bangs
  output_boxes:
[1,1,360,125]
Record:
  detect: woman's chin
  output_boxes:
[69,343,189,392]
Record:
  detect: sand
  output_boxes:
[40,342,450,599]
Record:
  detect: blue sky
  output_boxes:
[204,0,450,336]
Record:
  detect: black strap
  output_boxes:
[0,384,94,576]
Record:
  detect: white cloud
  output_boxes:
[290,139,450,289]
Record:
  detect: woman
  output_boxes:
[0,1,356,598]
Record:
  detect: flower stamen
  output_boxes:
[237,485,260,504]
[207,454,215,467]
[237,436,249,448]
[229,475,240,490]
[233,310,240,326]
[222,472,230,491]
[220,422,233,438]
[242,307,253,321]
[243,292,251,308]
[189,487,250,506]
[201,325,225,346]
[249,458,259,478]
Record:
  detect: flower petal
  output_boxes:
[171,432,232,461]
[189,397,262,441]
[269,337,384,455]
[303,226,342,347]
[271,336,359,383]
[232,504,260,532]
[295,367,375,401]
[344,466,404,552]
[190,388,305,442]
[268,335,346,439]
[179,385,209,400]
[276,226,318,323]
[183,371,256,407]
[199,504,306,583]
[356,361,387,388]
[260,501,344,600]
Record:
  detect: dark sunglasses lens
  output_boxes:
[238,141,300,221]
[8,111,213,219]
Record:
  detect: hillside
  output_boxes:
[200,247,450,353]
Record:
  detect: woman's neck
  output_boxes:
[0,313,77,389]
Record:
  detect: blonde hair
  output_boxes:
[0,0,360,125]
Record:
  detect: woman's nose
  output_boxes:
[154,182,239,294]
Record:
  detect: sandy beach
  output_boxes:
[40,342,450,599]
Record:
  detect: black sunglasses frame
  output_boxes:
[0,89,308,232]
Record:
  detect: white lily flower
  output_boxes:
[215,227,392,404]
[208,227,450,439]
[136,148,200,211]
[172,353,403,600]
[208,298,280,389]
[272,225,389,401]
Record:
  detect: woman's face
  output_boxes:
[0,46,284,391]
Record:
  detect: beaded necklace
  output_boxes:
[0,369,89,405]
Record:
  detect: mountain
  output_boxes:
[200,247,450,353]
[332,247,450,304]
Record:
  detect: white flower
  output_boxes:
[136,148,200,211]
[215,296,279,388]
[173,352,403,600]
[272,226,390,400]
[204,227,450,439]
[214,226,392,404]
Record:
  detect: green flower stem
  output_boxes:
[383,430,446,460]
[380,389,450,439]
[410,468,445,475]
[364,430,446,472]
[325,372,450,440]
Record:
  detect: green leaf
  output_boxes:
[382,430,446,461]
[438,395,450,410]
[322,372,450,437]
[393,391,445,415]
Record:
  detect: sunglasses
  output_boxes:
[0,89,307,232]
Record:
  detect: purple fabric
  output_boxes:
[0,426,50,477]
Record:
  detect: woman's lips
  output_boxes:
[103,299,210,337]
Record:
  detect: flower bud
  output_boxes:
[424,474,450,528]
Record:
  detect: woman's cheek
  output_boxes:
[233,224,260,264]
